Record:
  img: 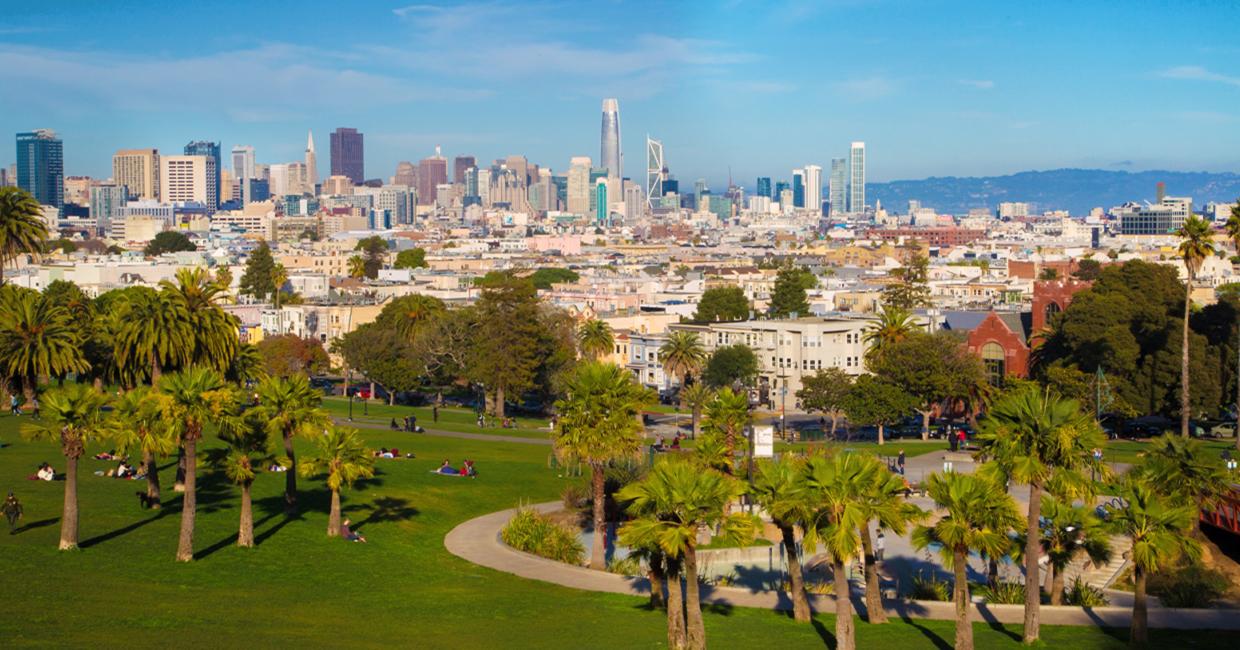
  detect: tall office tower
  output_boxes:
[114,148,161,201]
[623,182,645,223]
[463,167,479,199]
[595,177,609,224]
[330,127,364,183]
[756,177,771,199]
[476,168,492,206]
[16,129,64,207]
[183,141,221,211]
[505,155,530,187]
[322,175,353,195]
[828,158,846,217]
[0,165,8,187]
[803,164,822,215]
[231,145,255,204]
[774,181,789,201]
[693,179,708,207]
[848,141,865,213]
[566,156,592,214]
[453,155,475,184]
[416,146,447,206]
[90,183,126,237]
[161,155,217,211]
[791,169,805,208]
[394,161,417,188]
[600,98,622,179]
[645,136,665,208]
[304,131,318,192]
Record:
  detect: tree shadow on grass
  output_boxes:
[810,618,837,648]
[896,614,951,650]
[80,509,174,548]
[975,604,1022,642]
[347,496,419,531]
[11,517,58,534]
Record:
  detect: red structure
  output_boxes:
[1031,279,1092,333]
[1201,488,1240,536]
[864,227,985,247]
[966,312,1031,381]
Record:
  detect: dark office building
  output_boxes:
[330,127,364,184]
[183,140,221,210]
[756,177,771,199]
[453,155,475,185]
[16,129,64,207]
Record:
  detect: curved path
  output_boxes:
[445,502,1240,631]
[336,417,552,446]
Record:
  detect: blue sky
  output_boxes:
[1,0,1238,189]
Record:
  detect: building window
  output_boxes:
[1044,301,1061,325]
[982,342,1006,386]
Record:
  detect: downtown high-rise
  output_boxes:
[417,146,447,206]
[113,148,160,201]
[600,98,621,179]
[828,158,846,217]
[330,127,364,184]
[803,164,822,214]
[16,129,64,207]
[849,141,865,213]
[184,141,221,211]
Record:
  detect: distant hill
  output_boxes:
[865,168,1240,216]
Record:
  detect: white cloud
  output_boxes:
[1158,65,1240,87]
[958,79,994,89]
[832,76,895,101]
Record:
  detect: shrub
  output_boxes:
[607,555,641,577]
[560,483,589,511]
[501,508,585,565]
[975,580,1025,604]
[1148,564,1228,608]
[1063,578,1109,607]
[909,572,951,601]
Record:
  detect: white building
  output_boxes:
[161,155,217,212]
[849,142,865,214]
[803,164,822,214]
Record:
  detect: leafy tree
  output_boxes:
[528,267,580,289]
[270,263,288,309]
[0,186,49,285]
[375,294,445,341]
[225,342,265,386]
[679,382,713,439]
[751,457,814,622]
[251,374,331,514]
[702,344,759,389]
[143,230,196,256]
[214,416,274,547]
[796,367,853,437]
[913,472,1022,650]
[114,286,192,384]
[701,387,750,474]
[854,454,925,624]
[1038,267,1060,281]
[768,265,813,318]
[864,306,918,366]
[159,267,240,374]
[841,375,916,446]
[1133,434,1229,526]
[46,238,77,254]
[347,255,367,279]
[354,235,389,279]
[238,240,276,301]
[870,331,983,439]
[21,384,115,550]
[658,331,707,388]
[1072,258,1102,281]
[1177,216,1215,436]
[113,387,176,509]
[394,247,428,269]
[692,286,750,322]
[299,427,375,537]
[40,279,93,371]
[553,362,653,569]
[466,273,543,418]
[1035,495,1111,605]
[0,286,89,401]
[577,319,614,360]
[255,334,330,377]
[337,323,423,405]
[882,253,930,309]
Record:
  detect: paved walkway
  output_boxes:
[335,417,552,446]
[444,501,1240,631]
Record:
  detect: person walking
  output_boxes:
[30,396,39,420]
[3,492,22,533]
[875,531,886,562]
[897,449,906,476]
[9,394,20,416]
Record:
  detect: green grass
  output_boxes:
[1104,438,1237,465]
[0,412,1234,648]
[321,397,554,439]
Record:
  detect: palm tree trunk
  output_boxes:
[1023,480,1043,643]
[648,554,666,610]
[1181,281,1192,437]
[143,448,161,509]
[830,412,838,439]
[151,358,162,385]
[833,557,855,650]
[666,557,687,649]
[1132,566,1148,646]
[988,556,999,587]
[860,521,886,623]
[691,408,700,440]
[174,447,186,492]
[238,482,254,547]
[495,384,505,419]
[683,546,706,650]
[781,523,811,622]
[954,548,973,650]
[175,437,198,562]
[284,431,297,514]
[327,489,342,537]
[920,409,931,441]
[877,423,885,446]
[1050,564,1064,606]
[59,453,79,550]
[589,463,606,570]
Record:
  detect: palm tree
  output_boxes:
[1225,198,1240,258]
[225,342,264,386]
[1036,495,1111,605]
[863,305,918,366]
[0,187,49,285]
[553,361,652,569]
[1135,433,1229,532]
[751,456,815,622]
[113,387,176,509]
[216,418,274,547]
[658,331,707,391]
[270,263,288,309]
[701,387,750,474]
[251,374,331,514]
[347,255,367,279]
[157,367,239,562]
[21,384,115,550]
[913,472,1023,650]
[1106,480,1201,646]
[618,460,758,650]
[680,383,713,440]
[855,455,925,623]
[299,427,375,537]
[1177,216,1215,437]
[975,385,1106,643]
[160,267,240,373]
[114,286,192,385]
[577,319,614,360]
[0,286,89,402]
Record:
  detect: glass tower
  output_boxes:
[330,127,365,184]
[849,142,865,213]
[600,98,621,179]
[16,129,64,207]
[756,177,771,199]
[792,169,805,208]
[829,158,846,217]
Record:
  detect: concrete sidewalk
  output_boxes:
[336,417,552,446]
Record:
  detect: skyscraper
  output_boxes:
[756,177,771,199]
[803,165,823,214]
[567,156,592,214]
[394,161,417,189]
[330,127,364,183]
[595,177,609,224]
[113,148,160,201]
[645,136,665,208]
[161,155,217,211]
[230,145,254,203]
[16,129,63,207]
[694,179,708,207]
[791,169,805,208]
[304,131,318,192]
[183,141,221,211]
[600,98,621,179]
[417,146,447,206]
[90,183,126,237]
[849,141,865,214]
[453,155,475,185]
[828,158,846,217]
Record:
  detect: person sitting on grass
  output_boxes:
[461,459,477,478]
[670,434,681,450]
[340,518,366,543]
[435,459,459,475]
[116,461,136,479]
[389,418,400,431]
[35,463,55,481]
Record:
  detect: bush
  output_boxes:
[1063,578,1109,607]
[975,580,1025,604]
[501,508,585,565]
[1148,564,1228,608]
[607,555,642,577]
[910,572,951,601]
[560,483,589,511]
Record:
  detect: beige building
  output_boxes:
[566,156,591,214]
[113,148,160,200]
[161,155,217,210]
[322,175,353,195]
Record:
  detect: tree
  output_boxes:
[337,322,423,405]
[157,367,239,562]
[159,267,240,374]
[842,375,916,446]
[347,255,367,279]
[143,230,196,256]
[913,472,1022,650]
[215,417,274,547]
[113,286,192,384]
[270,263,288,309]
[375,294,445,341]
[41,279,93,350]
[702,344,759,389]
[883,253,930,309]
[553,362,652,569]
[238,240,276,301]
[701,387,750,474]
[1038,267,1060,281]
[679,383,713,440]
[692,286,750,322]
[225,342,265,386]
[0,286,89,402]
[466,273,543,418]
[855,454,924,623]
[1177,216,1215,436]
[870,331,983,440]
[1072,258,1103,282]
[659,331,707,389]
[975,385,1106,643]
[796,367,854,438]
[1133,433,1229,527]
[1036,495,1111,605]
[1105,480,1201,646]
[768,265,813,318]
[751,457,814,622]
[0,186,49,285]
[1225,199,1240,256]
[214,266,233,298]
[618,460,758,649]
[250,374,331,514]
[255,335,330,377]
[864,306,918,366]
[528,267,580,289]
[21,384,115,550]
[354,235,389,279]
[299,427,375,537]
[113,387,176,510]
[577,319,614,360]
[394,247,428,270]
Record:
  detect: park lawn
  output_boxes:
[0,413,1235,649]
[321,397,553,440]
[1104,438,1237,465]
